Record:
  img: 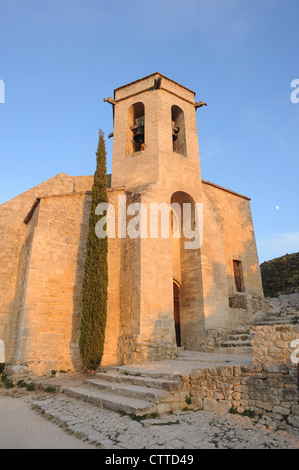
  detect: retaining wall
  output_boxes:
[189,325,299,428]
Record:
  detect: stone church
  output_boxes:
[0,73,265,375]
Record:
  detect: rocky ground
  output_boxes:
[0,379,298,450]
[264,293,299,322]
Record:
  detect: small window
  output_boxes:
[233,260,245,293]
[171,105,186,156]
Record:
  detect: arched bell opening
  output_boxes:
[171,105,186,157]
[126,102,145,155]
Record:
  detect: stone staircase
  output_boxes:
[211,309,298,354]
[214,328,252,354]
[64,366,189,417]
[252,316,298,327]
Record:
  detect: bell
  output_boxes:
[131,116,145,151]
[132,116,145,144]
[172,121,179,141]
[133,126,145,144]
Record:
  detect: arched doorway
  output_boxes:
[173,281,181,347]
[171,191,204,350]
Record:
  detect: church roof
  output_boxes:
[114,72,196,96]
[23,178,250,226]
[202,180,251,201]
[23,183,125,225]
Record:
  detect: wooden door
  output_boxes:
[173,282,181,347]
[233,260,244,293]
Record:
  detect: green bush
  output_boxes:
[1,373,14,389]
[17,380,26,388]
[25,383,36,392]
[241,409,255,418]
[185,395,192,405]
[44,386,56,393]
[229,405,238,415]
[260,252,299,297]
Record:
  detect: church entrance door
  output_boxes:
[173,282,181,347]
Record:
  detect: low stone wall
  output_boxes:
[250,325,299,367]
[190,364,258,414]
[189,324,299,428]
[189,363,299,428]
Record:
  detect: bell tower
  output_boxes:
[108,72,204,193]
[104,73,210,363]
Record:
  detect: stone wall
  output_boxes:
[189,325,299,428]
[251,325,299,367]
[113,191,142,365]
[0,173,93,361]
[14,192,92,374]
[202,182,266,330]
[2,182,127,374]
[189,363,298,428]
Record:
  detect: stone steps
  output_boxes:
[107,366,183,382]
[84,379,173,403]
[64,367,188,416]
[215,330,252,354]
[95,371,183,391]
[216,345,252,355]
[219,341,252,348]
[227,334,250,341]
[252,315,297,326]
[65,386,157,416]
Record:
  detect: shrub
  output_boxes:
[185,395,192,405]
[229,405,238,415]
[1,373,14,389]
[79,130,108,371]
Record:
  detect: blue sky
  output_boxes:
[0,0,298,263]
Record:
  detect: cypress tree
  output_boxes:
[79,129,108,371]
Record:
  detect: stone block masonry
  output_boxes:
[0,173,93,364]
[251,325,299,367]
[189,325,299,428]
[189,363,298,428]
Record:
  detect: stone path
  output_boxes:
[0,394,96,449]
[32,394,299,449]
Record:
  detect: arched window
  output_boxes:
[126,102,145,155]
[171,105,186,156]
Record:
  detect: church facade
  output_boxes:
[0,74,265,375]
